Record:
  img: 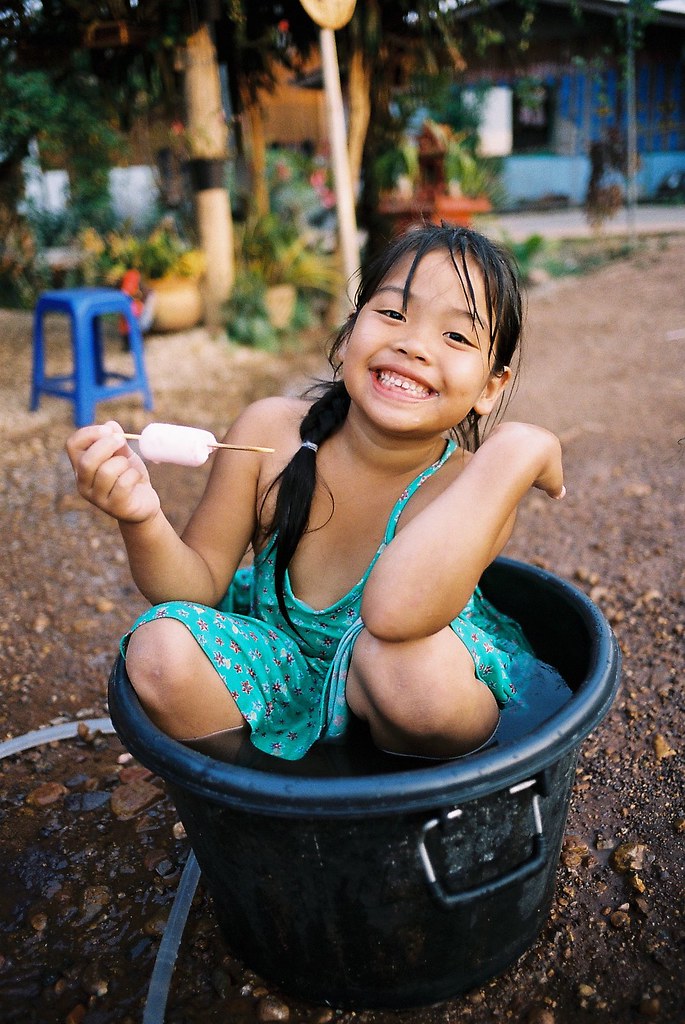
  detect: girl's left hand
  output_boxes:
[488,421,565,500]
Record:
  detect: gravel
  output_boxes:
[1,235,683,1022]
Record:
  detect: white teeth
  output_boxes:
[377,370,431,397]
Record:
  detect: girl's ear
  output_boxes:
[473,365,512,416]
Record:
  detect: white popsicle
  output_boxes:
[138,422,217,466]
[121,423,274,466]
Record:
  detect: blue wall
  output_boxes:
[500,152,685,207]
[501,59,685,207]
[501,156,589,206]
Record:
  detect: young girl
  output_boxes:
[67,224,564,763]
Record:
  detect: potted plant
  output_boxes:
[432,128,493,226]
[239,214,341,329]
[77,221,206,331]
[373,139,419,199]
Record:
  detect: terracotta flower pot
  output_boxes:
[264,283,297,329]
[432,194,492,229]
[149,275,204,332]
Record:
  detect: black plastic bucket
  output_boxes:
[108,557,621,1009]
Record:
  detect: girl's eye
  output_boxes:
[443,332,473,348]
[379,308,405,321]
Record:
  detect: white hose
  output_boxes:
[0,716,201,1024]
[142,851,201,1024]
[0,717,116,757]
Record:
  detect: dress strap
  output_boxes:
[383,438,458,544]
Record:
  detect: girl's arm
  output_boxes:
[66,405,279,607]
[361,422,564,641]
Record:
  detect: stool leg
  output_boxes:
[73,308,97,427]
[124,310,153,411]
[30,306,45,411]
[92,315,107,385]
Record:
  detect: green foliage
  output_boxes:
[504,233,546,282]
[0,53,124,227]
[373,142,419,192]
[240,213,341,295]
[0,70,67,165]
[266,149,333,227]
[223,268,321,352]
[223,271,280,351]
[74,222,205,287]
[418,76,487,144]
[444,143,503,204]
[498,233,639,287]
[22,206,73,251]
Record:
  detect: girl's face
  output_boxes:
[341,249,511,442]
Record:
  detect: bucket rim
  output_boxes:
[108,558,621,818]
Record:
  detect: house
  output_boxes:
[451,0,685,206]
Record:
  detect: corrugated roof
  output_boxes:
[653,0,685,14]
[451,0,685,24]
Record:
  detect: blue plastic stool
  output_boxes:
[30,287,153,427]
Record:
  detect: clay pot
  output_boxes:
[149,276,204,332]
[264,283,297,329]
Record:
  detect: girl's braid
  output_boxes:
[299,378,350,444]
[265,380,350,632]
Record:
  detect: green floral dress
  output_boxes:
[122,440,535,761]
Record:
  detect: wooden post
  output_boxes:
[320,26,360,300]
[184,23,234,329]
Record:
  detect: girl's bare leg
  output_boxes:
[345,627,499,758]
[125,618,246,740]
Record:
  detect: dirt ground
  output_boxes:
[0,234,683,1024]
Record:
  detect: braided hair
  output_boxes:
[261,223,524,631]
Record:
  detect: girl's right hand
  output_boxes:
[65,420,161,525]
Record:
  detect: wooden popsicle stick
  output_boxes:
[121,433,274,454]
[210,441,275,453]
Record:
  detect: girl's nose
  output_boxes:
[395,338,430,363]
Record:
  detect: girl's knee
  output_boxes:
[347,628,498,757]
[124,617,246,738]
[125,619,196,707]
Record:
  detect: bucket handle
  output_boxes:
[417,779,547,908]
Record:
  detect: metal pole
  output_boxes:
[625,0,638,246]
[320,27,360,296]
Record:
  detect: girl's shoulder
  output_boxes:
[223,395,309,452]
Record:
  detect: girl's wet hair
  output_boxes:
[261,223,524,632]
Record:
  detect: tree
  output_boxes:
[0,1,322,312]
[333,2,467,259]
[216,2,319,218]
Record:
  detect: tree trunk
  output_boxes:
[184,23,234,328]
[241,88,270,219]
[347,47,371,199]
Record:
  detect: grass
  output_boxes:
[505,232,670,287]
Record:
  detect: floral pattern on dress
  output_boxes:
[121,440,533,760]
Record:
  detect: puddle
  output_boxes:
[0,734,340,1024]
[0,734,185,1022]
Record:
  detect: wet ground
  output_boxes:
[1,232,684,1023]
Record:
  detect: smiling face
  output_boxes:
[340,247,511,444]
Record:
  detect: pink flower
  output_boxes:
[275,160,291,182]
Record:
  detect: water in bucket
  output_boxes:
[495,653,573,746]
[209,652,573,777]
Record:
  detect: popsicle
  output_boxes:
[120,422,274,467]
